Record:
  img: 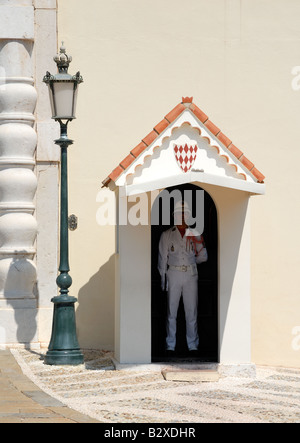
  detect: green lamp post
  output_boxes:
[43,43,84,365]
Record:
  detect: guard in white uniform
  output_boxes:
[158,201,208,353]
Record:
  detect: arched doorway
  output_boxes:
[151,183,218,362]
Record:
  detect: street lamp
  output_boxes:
[43,43,84,365]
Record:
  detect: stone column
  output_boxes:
[34,0,59,347]
[0,0,38,346]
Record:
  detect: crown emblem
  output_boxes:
[53,42,73,73]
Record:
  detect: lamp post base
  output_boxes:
[45,295,84,366]
[45,349,84,366]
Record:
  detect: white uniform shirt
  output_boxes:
[158,227,208,288]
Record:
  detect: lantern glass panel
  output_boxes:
[51,81,76,120]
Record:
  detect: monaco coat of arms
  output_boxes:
[174,144,198,173]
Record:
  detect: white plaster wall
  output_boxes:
[116,201,151,363]
[212,185,252,364]
[57,0,300,368]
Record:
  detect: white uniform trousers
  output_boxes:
[166,268,199,351]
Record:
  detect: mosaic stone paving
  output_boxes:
[11,349,300,423]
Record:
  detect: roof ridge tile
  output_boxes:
[165,103,186,124]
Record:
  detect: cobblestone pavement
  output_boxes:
[10,348,300,423]
[0,349,99,423]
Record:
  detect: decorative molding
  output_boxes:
[124,120,249,185]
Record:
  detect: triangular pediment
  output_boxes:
[102,98,265,195]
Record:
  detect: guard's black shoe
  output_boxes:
[165,350,175,358]
[189,350,199,358]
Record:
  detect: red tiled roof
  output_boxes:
[102,97,265,187]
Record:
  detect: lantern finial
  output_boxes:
[53,42,73,73]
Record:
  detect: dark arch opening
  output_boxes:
[151,183,218,363]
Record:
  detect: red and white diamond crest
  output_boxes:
[174,144,198,173]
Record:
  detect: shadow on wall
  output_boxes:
[76,254,115,350]
[2,255,37,346]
